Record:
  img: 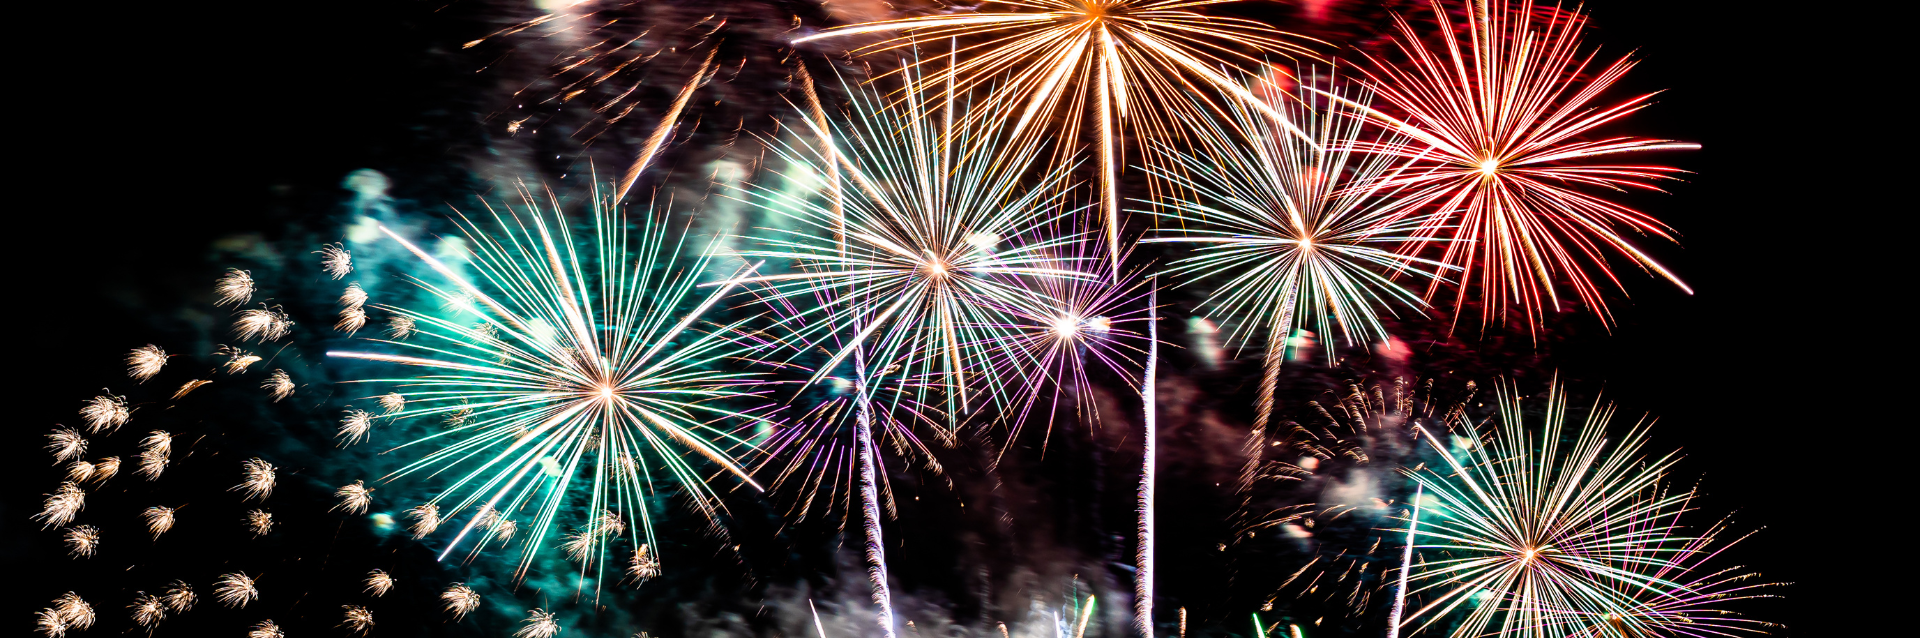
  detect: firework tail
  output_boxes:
[615,50,716,202]
[1386,483,1422,638]
[1134,282,1157,637]
[853,346,896,638]
[1235,282,1297,511]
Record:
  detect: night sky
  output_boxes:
[9,1,1848,636]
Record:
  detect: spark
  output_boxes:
[66,460,97,483]
[341,282,368,307]
[441,584,481,621]
[217,344,262,374]
[326,186,773,581]
[1339,0,1698,328]
[85,457,120,485]
[318,242,354,279]
[127,345,169,382]
[387,315,416,339]
[214,572,259,609]
[245,509,274,536]
[338,409,374,446]
[162,581,195,612]
[341,605,375,635]
[234,305,295,342]
[137,432,170,480]
[215,269,254,308]
[406,504,441,538]
[254,369,293,401]
[248,620,284,638]
[172,379,212,399]
[233,457,277,501]
[335,480,374,514]
[364,569,395,597]
[515,609,562,638]
[35,609,65,638]
[80,392,131,433]
[63,525,100,558]
[130,592,166,629]
[55,592,95,631]
[144,506,176,538]
[378,392,406,414]
[47,426,88,463]
[34,482,86,528]
[796,0,1320,276]
[627,544,661,581]
[1397,381,1701,638]
[615,49,716,202]
[339,306,369,335]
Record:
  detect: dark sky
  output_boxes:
[10,0,1849,636]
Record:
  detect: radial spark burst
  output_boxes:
[233,457,277,501]
[516,609,562,638]
[1342,0,1697,327]
[341,605,375,635]
[263,369,295,401]
[1396,381,1712,638]
[163,581,196,612]
[34,482,86,528]
[217,345,262,374]
[406,504,441,539]
[144,506,177,538]
[80,392,131,433]
[364,569,395,596]
[797,0,1320,274]
[442,584,481,621]
[318,242,354,279]
[337,409,374,446]
[63,525,101,558]
[127,345,169,382]
[234,305,295,342]
[215,572,259,608]
[215,269,254,308]
[47,426,88,463]
[327,185,772,581]
[245,509,274,537]
[130,592,166,629]
[248,620,284,638]
[335,480,374,513]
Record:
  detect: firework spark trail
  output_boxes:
[127,345,169,382]
[215,269,254,308]
[442,584,481,621]
[215,572,259,608]
[794,0,1321,276]
[614,49,716,202]
[35,482,86,528]
[852,350,897,638]
[1326,0,1698,328]
[47,427,88,463]
[144,506,176,538]
[364,570,395,596]
[1398,380,1702,638]
[248,620,284,638]
[1134,282,1157,637]
[1386,483,1423,638]
[318,242,354,279]
[327,183,772,583]
[264,369,294,401]
[163,581,196,612]
[81,392,131,433]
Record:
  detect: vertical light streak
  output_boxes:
[1133,282,1157,638]
[1386,483,1422,638]
[615,50,717,203]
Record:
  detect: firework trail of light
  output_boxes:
[1134,282,1157,637]
[364,569,395,596]
[318,242,354,279]
[722,64,1083,637]
[163,581,195,612]
[64,525,100,557]
[47,426,88,463]
[248,620,284,638]
[1386,483,1422,638]
[127,345,169,382]
[215,572,259,609]
[795,0,1321,277]
[326,183,773,584]
[1558,503,1783,636]
[342,605,375,635]
[442,583,481,621]
[144,506,176,538]
[516,609,562,638]
[1144,75,1447,518]
[1397,380,1709,638]
[215,269,254,308]
[130,592,166,629]
[614,50,716,202]
[1328,0,1698,329]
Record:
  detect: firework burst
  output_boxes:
[162,581,196,612]
[143,506,177,538]
[80,392,131,433]
[516,608,562,638]
[335,480,374,513]
[34,481,86,528]
[214,269,254,308]
[442,583,481,621]
[126,344,169,382]
[341,605,375,635]
[214,572,259,608]
[233,457,277,501]
[1338,0,1698,328]
[318,242,354,279]
[327,184,773,582]
[245,509,274,537]
[263,369,295,401]
[63,525,100,558]
[234,305,295,342]
[797,0,1321,276]
[47,426,88,463]
[364,569,395,596]
[129,592,166,629]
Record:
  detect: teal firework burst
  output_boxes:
[327,184,771,583]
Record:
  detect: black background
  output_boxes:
[8,0,1854,635]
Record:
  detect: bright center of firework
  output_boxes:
[1520,546,1537,562]
[1477,158,1501,176]
[1052,314,1082,338]
[1086,316,1112,333]
[923,259,950,279]
[598,385,615,400]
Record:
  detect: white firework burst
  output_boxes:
[215,269,254,308]
[214,572,259,608]
[162,581,196,612]
[79,392,131,433]
[263,369,295,401]
[245,509,274,537]
[377,392,405,414]
[63,525,100,558]
[441,584,480,621]
[341,605,374,635]
[337,409,374,446]
[34,482,86,528]
[137,449,168,481]
[217,345,262,374]
[86,457,120,485]
[386,315,416,339]
[318,242,354,279]
[65,460,96,483]
[233,457,277,501]
[515,609,561,638]
[36,608,66,638]
[129,592,166,629]
[234,305,295,342]
[406,504,441,538]
[337,305,368,335]
[334,480,374,513]
[144,506,177,538]
[248,620,284,638]
[341,282,368,308]
[364,569,395,596]
[627,544,661,581]
[127,345,169,382]
[47,427,88,463]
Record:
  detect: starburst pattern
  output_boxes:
[1341,0,1698,327]
[441,583,481,621]
[215,572,259,608]
[47,426,88,463]
[80,392,131,433]
[215,269,254,308]
[364,569,395,596]
[245,509,274,536]
[144,506,177,538]
[233,457,276,501]
[34,482,86,528]
[234,305,295,341]
[248,620,284,638]
[318,242,354,279]
[263,369,295,401]
[129,592,166,629]
[335,480,374,513]
[162,581,196,613]
[126,345,169,382]
[515,608,562,638]
[341,605,375,635]
[63,525,100,558]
